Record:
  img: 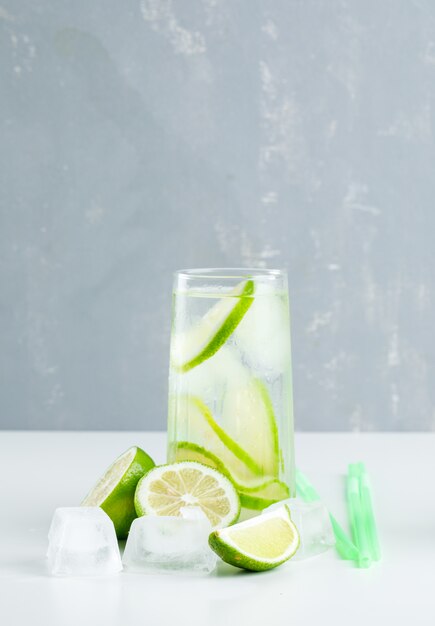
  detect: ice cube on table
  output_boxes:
[47,507,122,576]
[122,512,217,575]
[264,498,335,560]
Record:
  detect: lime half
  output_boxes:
[171,279,254,373]
[81,446,155,539]
[134,461,240,530]
[208,505,299,571]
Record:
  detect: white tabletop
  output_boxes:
[0,431,434,626]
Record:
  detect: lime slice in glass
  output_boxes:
[221,378,279,477]
[172,441,289,509]
[171,279,254,373]
[238,480,290,510]
[170,395,266,480]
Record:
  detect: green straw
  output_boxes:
[295,469,359,561]
[356,464,381,562]
[347,464,371,568]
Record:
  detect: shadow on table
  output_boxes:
[0,557,50,578]
[213,561,262,577]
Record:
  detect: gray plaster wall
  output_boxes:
[1,1,434,431]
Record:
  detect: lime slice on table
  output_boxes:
[173,441,289,509]
[221,378,279,478]
[134,461,240,530]
[208,505,299,571]
[171,279,254,373]
[82,446,155,539]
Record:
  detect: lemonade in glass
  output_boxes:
[167,269,295,516]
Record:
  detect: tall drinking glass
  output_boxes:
[167,269,295,517]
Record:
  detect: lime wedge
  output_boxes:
[171,279,254,373]
[81,446,155,539]
[169,395,267,482]
[221,378,279,477]
[209,505,299,571]
[134,461,240,530]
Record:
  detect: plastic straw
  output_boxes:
[328,514,360,562]
[357,464,381,562]
[347,464,371,568]
[295,469,359,561]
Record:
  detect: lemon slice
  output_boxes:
[81,446,155,539]
[208,505,299,571]
[171,279,254,373]
[134,461,240,530]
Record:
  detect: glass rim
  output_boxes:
[175,267,287,280]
